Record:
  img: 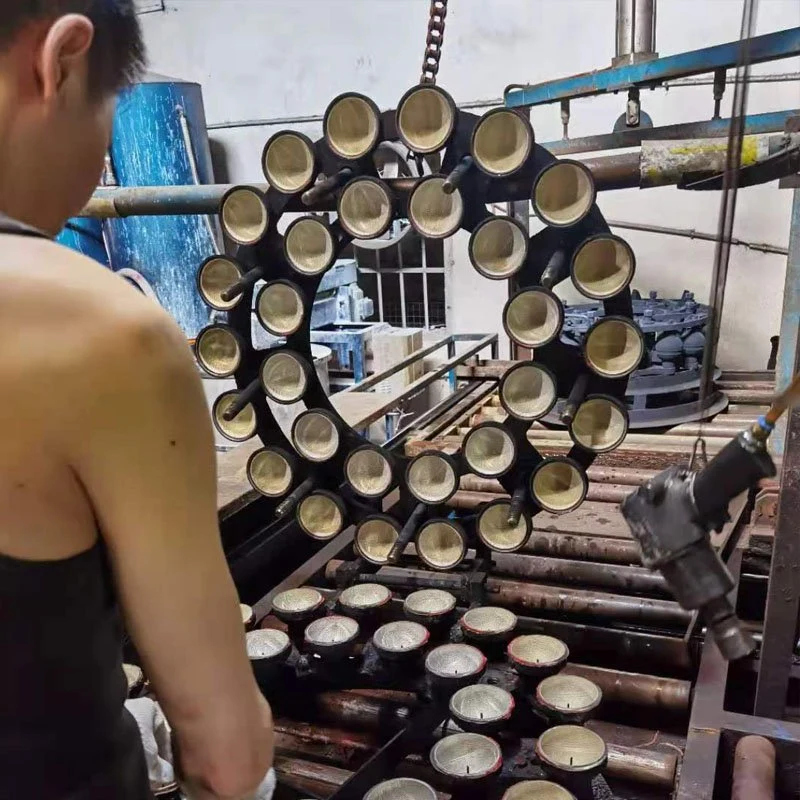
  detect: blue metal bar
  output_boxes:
[505,28,800,108]
[771,186,800,456]
[541,110,799,156]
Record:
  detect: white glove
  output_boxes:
[126,698,276,800]
[125,698,176,792]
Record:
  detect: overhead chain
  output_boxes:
[420,0,448,85]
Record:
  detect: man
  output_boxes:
[0,2,274,798]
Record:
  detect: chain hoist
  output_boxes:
[419,0,448,85]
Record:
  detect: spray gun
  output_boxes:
[621,376,800,660]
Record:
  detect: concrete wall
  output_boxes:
[139,0,800,369]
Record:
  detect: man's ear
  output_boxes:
[37,14,95,100]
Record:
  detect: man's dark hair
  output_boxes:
[0,0,145,96]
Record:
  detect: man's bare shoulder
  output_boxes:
[0,236,191,375]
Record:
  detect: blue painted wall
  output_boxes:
[104,77,216,338]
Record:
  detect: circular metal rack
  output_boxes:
[196,85,641,558]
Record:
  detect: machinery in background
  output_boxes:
[557,290,727,428]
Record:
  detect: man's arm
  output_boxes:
[66,305,272,800]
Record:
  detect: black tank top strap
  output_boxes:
[0,212,49,239]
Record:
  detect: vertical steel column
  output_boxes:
[754,313,800,717]
[772,187,800,455]
[614,0,658,66]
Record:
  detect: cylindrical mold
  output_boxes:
[365,778,437,800]
[459,606,518,645]
[355,515,402,565]
[449,684,515,735]
[195,324,244,378]
[425,643,487,693]
[324,92,381,161]
[345,446,394,499]
[372,621,430,662]
[338,583,392,620]
[532,160,596,228]
[490,553,668,595]
[571,234,636,300]
[531,458,588,514]
[469,216,529,280]
[416,519,467,571]
[430,733,503,784]
[500,362,558,421]
[212,391,257,443]
[408,176,464,239]
[246,629,292,678]
[338,177,394,240]
[507,634,569,680]
[296,490,346,540]
[272,587,326,625]
[283,215,337,277]
[396,85,458,154]
[260,350,311,404]
[262,130,317,194]
[471,108,534,176]
[732,735,775,800]
[255,280,306,338]
[106,76,216,337]
[247,447,295,499]
[292,409,341,463]
[406,452,459,505]
[403,589,458,627]
[570,395,629,453]
[476,499,531,553]
[304,615,360,661]
[534,674,603,725]
[240,603,257,631]
[583,316,644,379]
[463,422,517,479]
[220,186,269,246]
[614,0,658,66]
[502,781,575,800]
[197,255,245,312]
[535,725,607,794]
[503,287,564,349]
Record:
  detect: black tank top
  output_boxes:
[0,215,152,799]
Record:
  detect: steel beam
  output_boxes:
[505,28,800,108]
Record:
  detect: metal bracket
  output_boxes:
[779,115,800,188]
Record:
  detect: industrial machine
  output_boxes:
[92,1,800,798]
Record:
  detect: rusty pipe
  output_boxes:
[522,531,642,565]
[274,755,352,797]
[275,720,378,767]
[448,484,630,508]
[275,719,677,790]
[488,577,690,627]
[324,561,691,627]
[562,664,690,714]
[490,552,669,595]
[313,690,413,731]
[732,736,775,800]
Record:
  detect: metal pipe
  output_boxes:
[275,715,677,790]
[274,755,353,797]
[488,577,689,627]
[562,664,690,714]
[522,531,643,564]
[665,71,800,87]
[274,719,379,765]
[732,736,775,800]
[313,691,412,731]
[542,109,799,156]
[614,0,658,66]
[448,483,631,507]
[325,562,691,627]
[607,217,789,256]
[490,552,670,596]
